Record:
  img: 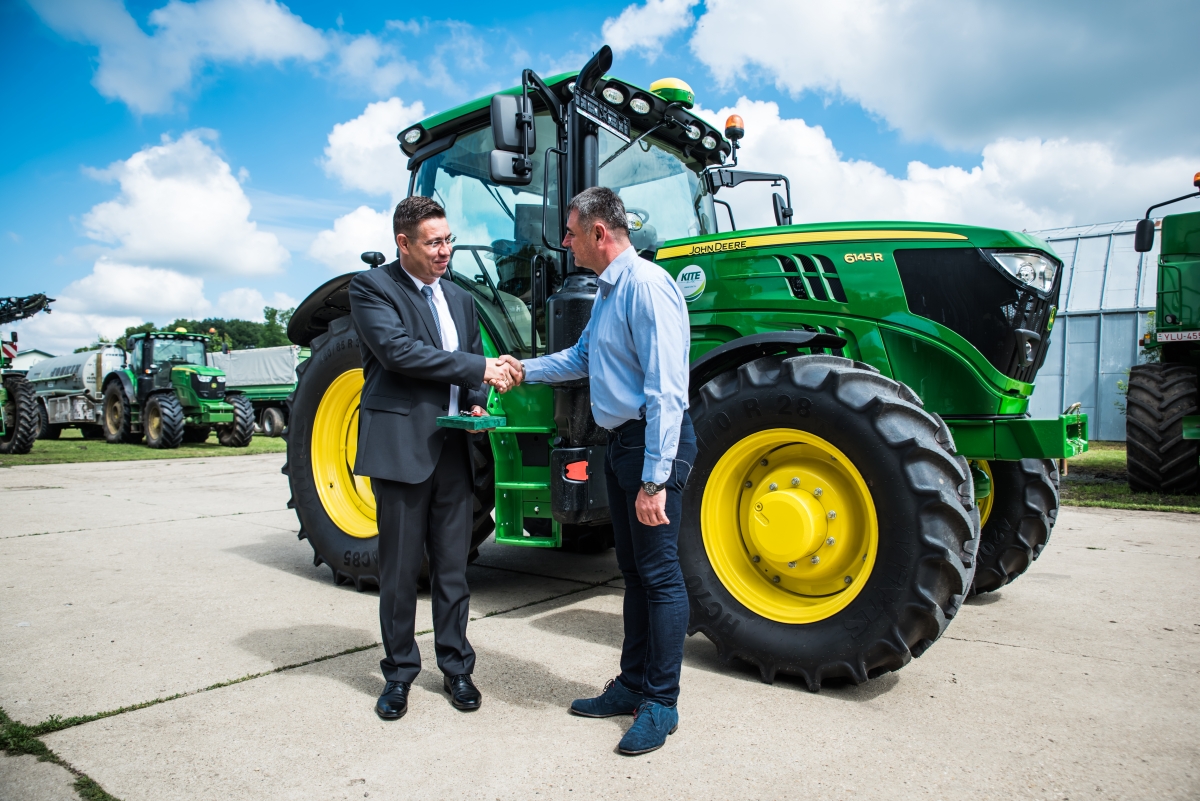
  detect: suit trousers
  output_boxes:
[372,429,475,684]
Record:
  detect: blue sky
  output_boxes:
[3,0,1198,354]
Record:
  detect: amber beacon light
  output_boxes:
[725,114,745,142]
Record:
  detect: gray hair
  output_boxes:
[567,186,629,237]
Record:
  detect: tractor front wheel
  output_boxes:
[969,459,1058,594]
[144,393,185,449]
[284,315,495,590]
[0,374,39,455]
[682,354,978,690]
[261,406,286,437]
[1126,363,1198,494]
[218,395,255,447]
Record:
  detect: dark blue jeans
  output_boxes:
[605,412,696,706]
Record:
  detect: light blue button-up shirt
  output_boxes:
[522,246,690,484]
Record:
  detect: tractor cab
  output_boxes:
[126,331,225,406]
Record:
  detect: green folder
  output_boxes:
[436,414,506,431]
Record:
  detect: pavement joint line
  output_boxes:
[1,706,121,800]
[0,509,288,540]
[478,579,622,620]
[470,562,619,587]
[943,635,1200,673]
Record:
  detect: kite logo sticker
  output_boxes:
[676,265,706,302]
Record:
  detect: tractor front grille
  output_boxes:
[894,248,1059,384]
[191,373,225,400]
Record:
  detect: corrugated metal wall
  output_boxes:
[1027,220,1158,441]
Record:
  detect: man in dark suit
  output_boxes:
[349,196,515,720]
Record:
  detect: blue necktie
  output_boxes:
[420,284,443,346]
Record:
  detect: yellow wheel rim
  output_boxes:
[974,459,995,528]
[311,369,376,538]
[146,403,161,441]
[700,429,878,624]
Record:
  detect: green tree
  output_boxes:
[115,322,156,351]
[258,307,294,348]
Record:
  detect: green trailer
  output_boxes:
[208,345,308,436]
[282,48,1085,688]
[100,329,255,449]
[1127,173,1200,493]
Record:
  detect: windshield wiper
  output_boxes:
[484,183,516,222]
[599,102,685,170]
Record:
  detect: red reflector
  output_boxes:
[564,461,589,481]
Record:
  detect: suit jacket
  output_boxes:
[348,260,488,484]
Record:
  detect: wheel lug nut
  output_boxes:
[768,482,777,491]
[752,555,761,563]
[810,556,820,565]
[771,575,780,583]
[844,576,852,584]
[813,487,823,497]
[827,510,836,520]
[760,459,769,466]
[791,477,800,487]
[826,537,835,545]
[744,481,753,488]
[787,561,796,568]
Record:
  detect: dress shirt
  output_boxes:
[522,246,690,484]
[403,267,460,415]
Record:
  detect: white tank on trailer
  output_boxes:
[26,347,126,427]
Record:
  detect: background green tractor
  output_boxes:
[100,330,255,449]
[0,293,53,455]
[283,47,1085,688]
[1127,173,1200,493]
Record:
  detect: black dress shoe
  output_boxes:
[375,680,411,720]
[443,674,482,711]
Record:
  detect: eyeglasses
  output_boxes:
[420,234,457,250]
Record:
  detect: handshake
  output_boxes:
[483,355,525,394]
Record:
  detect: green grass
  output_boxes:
[1061,441,1200,513]
[0,428,286,468]
[1,707,121,801]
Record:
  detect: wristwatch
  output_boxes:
[642,481,666,496]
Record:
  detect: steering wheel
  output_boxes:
[625,207,651,230]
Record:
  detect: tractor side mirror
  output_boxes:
[1134,218,1155,253]
[772,193,793,227]
[488,94,535,186]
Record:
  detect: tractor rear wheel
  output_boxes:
[284,315,495,590]
[218,395,255,447]
[182,426,211,443]
[681,355,978,690]
[145,393,185,449]
[1126,363,1198,494]
[102,382,141,443]
[969,459,1058,595]
[261,406,286,437]
[0,374,38,455]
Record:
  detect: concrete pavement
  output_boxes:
[2,455,1198,800]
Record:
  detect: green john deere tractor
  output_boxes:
[1,293,54,454]
[1127,173,1200,494]
[283,47,1086,689]
[100,329,255,449]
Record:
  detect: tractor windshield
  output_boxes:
[413,116,562,358]
[149,338,207,367]
[598,128,716,251]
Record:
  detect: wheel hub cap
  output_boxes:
[311,369,377,539]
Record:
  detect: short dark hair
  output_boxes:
[567,186,629,238]
[393,196,446,239]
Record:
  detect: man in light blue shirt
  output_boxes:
[502,187,696,756]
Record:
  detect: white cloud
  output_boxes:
[216,288,299,320]
[29,0,414,113]
[308,205,394,271]
[696,99,1196,232]
[13,260,212,354]
[29,0,328,114]
[602,0,698,60]
[690,0,1200,158]
[321,97,425,198]
[83,130,289,276]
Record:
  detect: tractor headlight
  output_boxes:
[402,127,423,145]
[685,124,701,140]
[986,251,1058,295]
[629,97,651,115]
[602,86,625,106]
[701,134,718,150]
